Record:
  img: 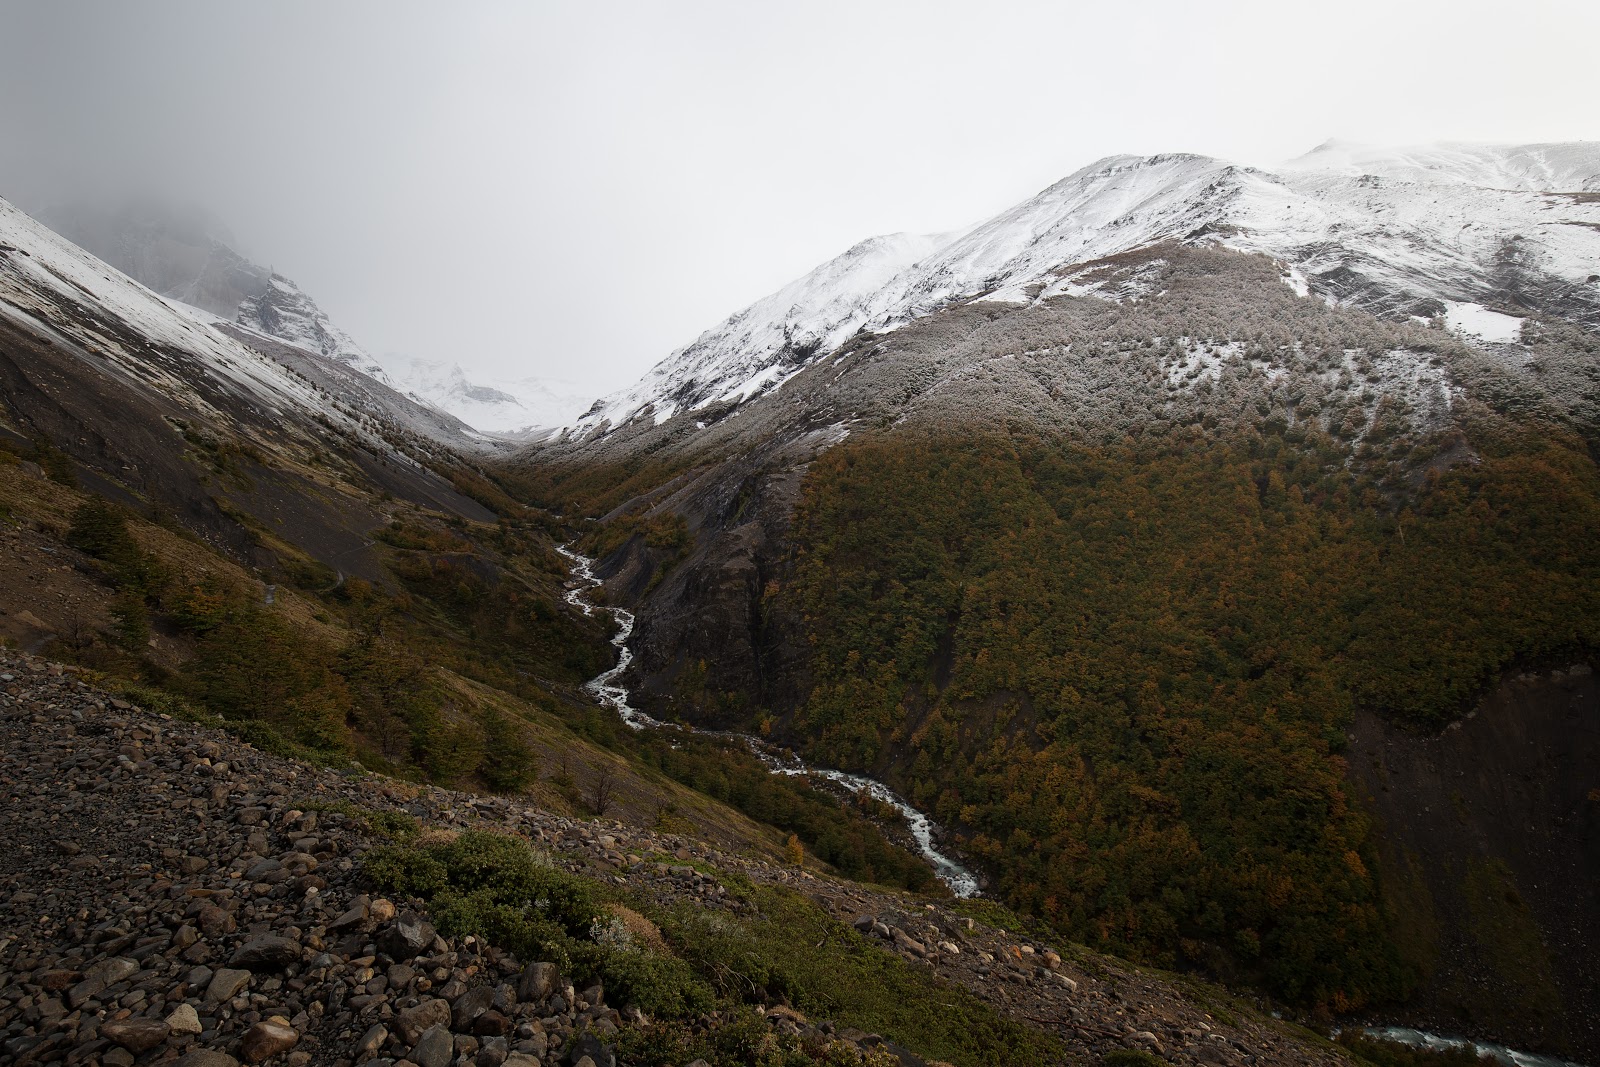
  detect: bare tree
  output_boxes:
[588,765,616,818]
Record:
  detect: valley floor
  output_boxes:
[0,649,1352,1067]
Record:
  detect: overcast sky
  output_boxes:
[1,0,1597,404]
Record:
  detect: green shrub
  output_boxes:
[67,498,163,595]
[658,882,1060,1067]
[611,1012,898,1067]
[31,441,77,486]
[364,830,713,1015]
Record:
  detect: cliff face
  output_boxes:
[1347,664,1600,1059]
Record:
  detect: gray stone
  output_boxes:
[471,1009,512,1036]
[166,1002,204,1036]
[197,903,236,939]
[173,1052,241,1067]
[411,1025,454,1067]
[66,975,106,1009]
[377,913,436,961]
[239,1019,298,1063]
[451,985,495,1030]
[101,1017,171,1053]
[205,967,252,1003]
[516,961,559,1004]
[394,997,451,1044]
[355,1023,389,1059]
[565,1033,615,1067]
[231,935,300,971]
[87,956,140,985]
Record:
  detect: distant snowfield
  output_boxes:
[378,355,598,434]
[569,140,1600,439]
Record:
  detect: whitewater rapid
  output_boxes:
[555,544,980,897]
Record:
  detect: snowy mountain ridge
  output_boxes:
[573,229,961,431]
[0,195,483,453]
[235,272,394,384]
[34,197,395,386]
[571,140,1600,438]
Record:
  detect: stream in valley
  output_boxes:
[555,544,980,897]
[554,547,1588,1066]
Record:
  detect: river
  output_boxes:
[1359,1028,1590,1067]
[554,544,979,897]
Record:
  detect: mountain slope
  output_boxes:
[0,193,501,574]
[567,141,1600,438]
[0,193,958,906]
[516,142,1600,1056]
[0,647,1366,1067]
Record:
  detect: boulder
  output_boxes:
[565,1033,616,1067]
[377,913,436,961]
[231,935,300,971]
[205,967,252,1003]
[411,1025,454,1067]
[101,1018,171,1053]
[173,1052,241,1067]
[239,1019,298,1064]
[451,985,495,1031]
[516,961,559,1004]
[394,998,451,1044]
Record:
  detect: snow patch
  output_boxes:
[1443,302,1525,344]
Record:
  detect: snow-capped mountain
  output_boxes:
[232,272,392,383]
[577,231,958,430]
[0,195,479,453]
[572,141,1600,437]
[35,197,394,385]
[382,357,596,435]
[0,192,502,583]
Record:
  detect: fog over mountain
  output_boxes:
[1,1,1595,405]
